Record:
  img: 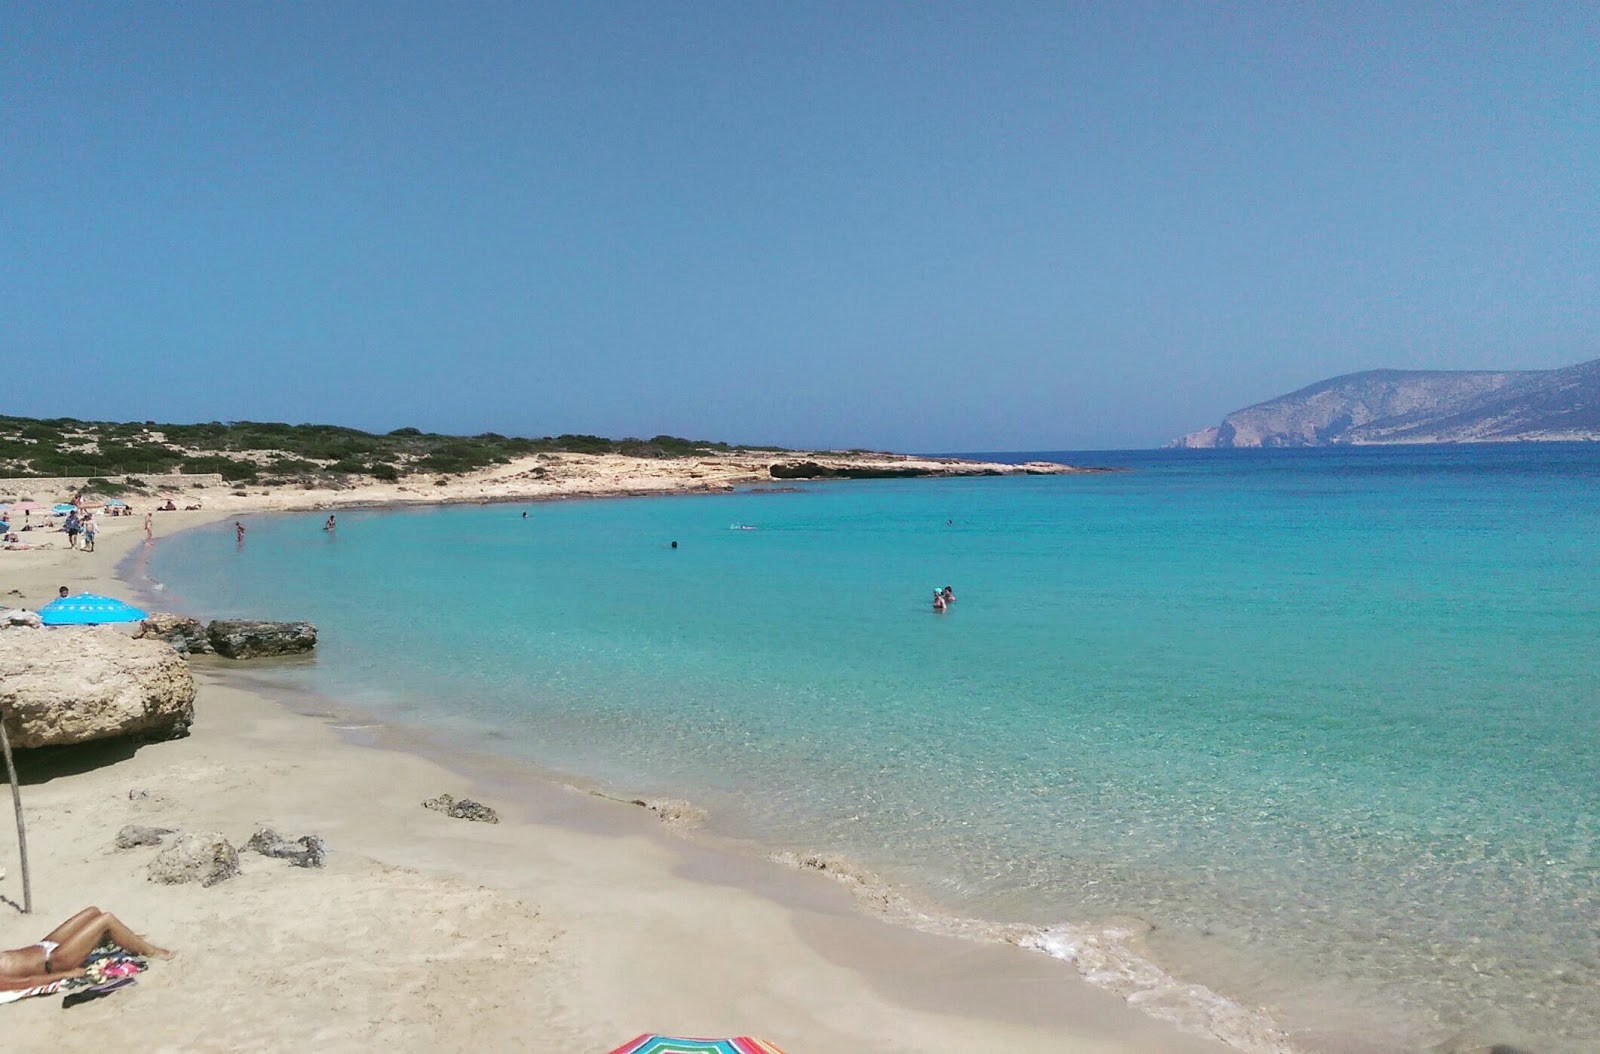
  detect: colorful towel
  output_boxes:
[607,1037,788,1054]
[0,980,66,1005]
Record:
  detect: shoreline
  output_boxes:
[0,495,1240,1052]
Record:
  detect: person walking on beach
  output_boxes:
[144,511,154,543]
[63,510,81,550]
[81,512,96,552]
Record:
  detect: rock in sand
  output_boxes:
[244,827,328,868]
[148,832,240,887]
[206,619,318,659]
[0,628,196,749]
[422,793,500,824]
[136,613,213,655]
[115,824,175,849]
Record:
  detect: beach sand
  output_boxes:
[0,473,1234,1053]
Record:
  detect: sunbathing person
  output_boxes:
[0,908,171,990]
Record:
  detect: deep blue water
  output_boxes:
[146,445,1600,1052]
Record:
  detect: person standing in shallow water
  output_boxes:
[144,511,153,543]
[235,521,246,544]
[932,590,947,613]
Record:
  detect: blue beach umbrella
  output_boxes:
[104,499,127,507]
[38,593,148,626]
[52,503,76,515]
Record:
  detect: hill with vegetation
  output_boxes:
[0,416,787,488]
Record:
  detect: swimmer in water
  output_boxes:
[941,585,955,603]
[933,590,947,613]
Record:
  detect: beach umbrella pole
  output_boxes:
[0,713,31,914]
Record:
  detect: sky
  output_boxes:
[4,4,1597,451]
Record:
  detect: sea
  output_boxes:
[139,445,1600,1053]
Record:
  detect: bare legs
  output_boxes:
[47,907,173,966]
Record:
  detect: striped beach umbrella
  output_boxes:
[607,1037,787,1054]
[37,593,148,626]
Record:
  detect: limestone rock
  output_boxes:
[422,793,499,824]
[244,827,327,868]
[0,628,196,749]
[1,609,42,629]
[115,824,174,849]
[136,613,212,655]
[206,619,317,659]
[147,832,240,887]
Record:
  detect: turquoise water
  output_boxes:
[145,447,1600,1052]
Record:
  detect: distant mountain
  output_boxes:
[1171,358,1600,448]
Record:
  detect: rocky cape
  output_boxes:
[1172,357,1600,448]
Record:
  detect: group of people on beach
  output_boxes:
[61,510,98,552]
[932,585,956,612]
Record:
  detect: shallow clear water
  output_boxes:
[147,446,1600,1052]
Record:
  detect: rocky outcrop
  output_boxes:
[244,828,327,868]
[772,460,998,480]
[136,613,213,655]
[0,628,196,749]
[422,793,500,823]
[1173,357,1600,448]
[148,832,240,887]
[206,619,317,659]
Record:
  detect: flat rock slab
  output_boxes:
[244,827,327,868]
[115,824,175,849]
[206,619,317,659]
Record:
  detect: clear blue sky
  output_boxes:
[5,4,1597,450]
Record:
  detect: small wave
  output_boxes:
[771,849,1300,1054]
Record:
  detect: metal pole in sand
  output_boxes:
[0,713,31,914]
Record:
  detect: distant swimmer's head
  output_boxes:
[670,540,678,549]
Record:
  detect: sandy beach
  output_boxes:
[0,463,1246,1054]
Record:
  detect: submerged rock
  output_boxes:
[136,613,213,655]
[206,619,317,659]
[422,793,500,824]
[244,827,327,868]
[0,628,196,749]
[114,824,175,850]
[148,832,240,887]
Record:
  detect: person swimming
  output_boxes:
[941,585,955,602]
[933,590,947,612]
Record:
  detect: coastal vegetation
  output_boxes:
[0,415,787,486]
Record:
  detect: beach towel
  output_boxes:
[0,942,150,1008]
[0,980,67,1005]
[607,1037,788,1054]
